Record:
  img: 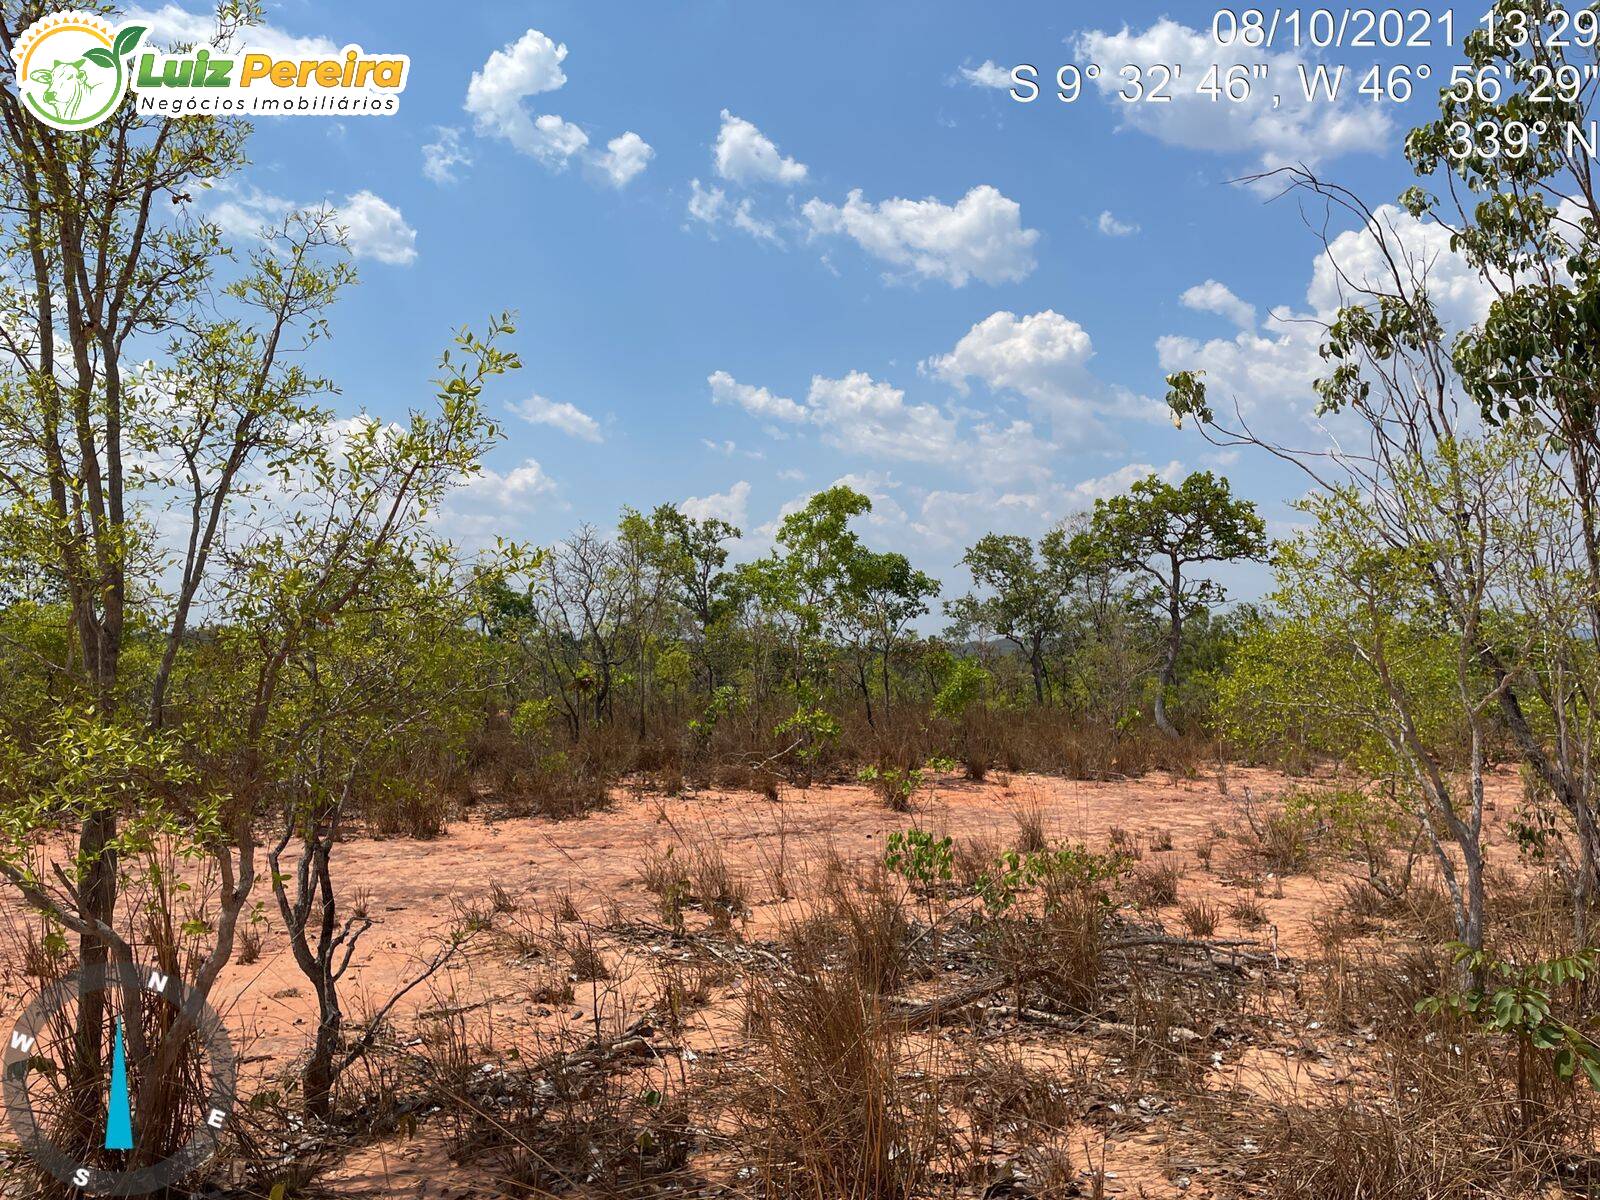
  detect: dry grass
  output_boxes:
[733,965,941,1199]
[1179,898,1220,938]
[1011,799,1049,853]
[1228,893,1268,930]
[1128,859,1183,909]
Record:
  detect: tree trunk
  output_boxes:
[304,994,341,1121]
[1154,586,1182,740]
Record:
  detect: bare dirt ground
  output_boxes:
[0,765,1529,1198]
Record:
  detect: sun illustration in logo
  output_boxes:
[14,11,146,131]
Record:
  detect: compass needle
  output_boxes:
[104,1017,132,1152]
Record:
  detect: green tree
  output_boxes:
[1074,473,1266,738]
[1397,2,1600,925]
[620,504,741,692]
[945,531,1078,704]
[0,4,524,1157]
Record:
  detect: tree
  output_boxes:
[0,4,525,1160]
[843,546,938,724]
[1074,473,1266,738]
[1395,2,1600,926]
[620,504,741,692]
[1258,433,1547,955]
[262,556,501,1118]
[742,486,935,729]
[0,7,258,1138]
[945,531,1078,705]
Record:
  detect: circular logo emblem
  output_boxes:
[14,12,146,131]
[3,962,237,1196]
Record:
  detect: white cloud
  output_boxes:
[806,372,960,463]
[1067,461,1183,505]
[1097,210,1139,237]
[1074,19,1390,175]
[466,29,575,165]
[802,184,1038,287]
[1155,206,1493,440]
[924,310,1094,402]
[594,131,654,188]
[956,60,1013,89]
[714,110,808,186]
[1180,280,1256,330]
[207,182,293,239]
[508,394,602,442]
[1308,205,1497,334]
[124,4,338,58]
[338,191,417,265]
[682,480,751,525]
[710,364,1051,477]
[921,309,1163,430]
[423,126,472,185]
[465,29,650,186]
[204,183,417,265]
[708,370,807,422]
[439,459,558,543]
[687,179,780,243]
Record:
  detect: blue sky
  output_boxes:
[127,1,1486,599]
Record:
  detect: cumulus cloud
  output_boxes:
[207,182,293,239]
[955,60,1013,89]
[922,310,1163,426]
[594,131,654,188]
[1156,205,1494,439]
[1074,19,1391,176]
[439,459,559,543]
[910,460,1183,549]
[1180,280,1256,329]
[124,4,337,57]
[802,184,1039,287]
[1097,210,1139,237]
[338,191,417,265]
[508,394,603,442]
[806,372,961,463]
[924,310,1094,402]
[466,29,582,165]
[205,183,416,265]
[465,29,652,185]
[708,371,808,422]
[682,480,751,525]
[709,365,1054,481]
[714,110,808,186]
[422,126,472,185]
[687,180,780,243]
[1307,205,1498,334]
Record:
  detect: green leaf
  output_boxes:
[83,47,115,69]
[1581,1056,1600,1092]
[1555,1047,1576,1080]
[114,26,147,58]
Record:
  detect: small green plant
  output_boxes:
[1418,946,1600,1104]
[976,844,1125,914]
[687,684,739,747]
[883,830,953,888]
[857,763,924,811]
[932,655,988,720]
[775,697,840,764]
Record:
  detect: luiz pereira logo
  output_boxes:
[14,10,410,130]
[14,12,145,130]
[3,962,238,1195]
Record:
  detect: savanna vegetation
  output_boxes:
[6,1,1600,1197]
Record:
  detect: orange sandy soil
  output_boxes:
[0,765,1529,1198]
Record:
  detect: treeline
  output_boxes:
[469,470,1266,795]
[0,469,1269,830]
